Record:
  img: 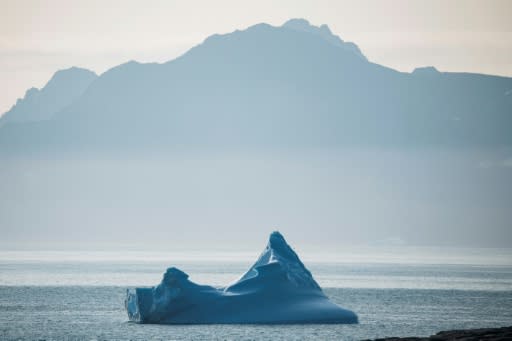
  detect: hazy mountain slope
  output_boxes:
[0,67,97,128]
[0,19,511,151]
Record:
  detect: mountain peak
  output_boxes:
[412,66,440,76]
[49,66,96,81]
[282,18,316,30]
[282,18,366,60]
[282,18,332,37]
[43,67,97,93]
[0,66,97,126]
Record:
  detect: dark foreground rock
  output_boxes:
[364,326,512,341]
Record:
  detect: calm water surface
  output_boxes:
[0,249,511,340]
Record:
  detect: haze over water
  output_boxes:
[1,246,512,289]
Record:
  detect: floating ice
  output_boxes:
[125,231,358,324]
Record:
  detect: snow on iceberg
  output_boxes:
[125,231,358,324]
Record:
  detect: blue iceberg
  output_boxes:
[125,232,358,324]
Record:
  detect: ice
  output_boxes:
[125,231,358,324]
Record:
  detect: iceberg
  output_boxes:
[125,231,358,324]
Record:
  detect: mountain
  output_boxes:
[1,19,511,152]
[0,67,97,128]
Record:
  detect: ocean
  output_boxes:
[0,248,511,340]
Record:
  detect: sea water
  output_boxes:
[0,248,511,340]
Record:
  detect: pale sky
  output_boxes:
[1,0,511,114]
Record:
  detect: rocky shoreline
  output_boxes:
[364,326,512,340]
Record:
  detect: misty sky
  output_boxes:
[1,0,512,114]
[1,1,512,250]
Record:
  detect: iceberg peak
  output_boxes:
[268,230,291,253]
[232,231,321,290]
[162,267,189,283]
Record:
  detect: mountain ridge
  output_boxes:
[1,18,511,151]
[0,67,97,127]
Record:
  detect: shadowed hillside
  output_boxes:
[1,19,511,152]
